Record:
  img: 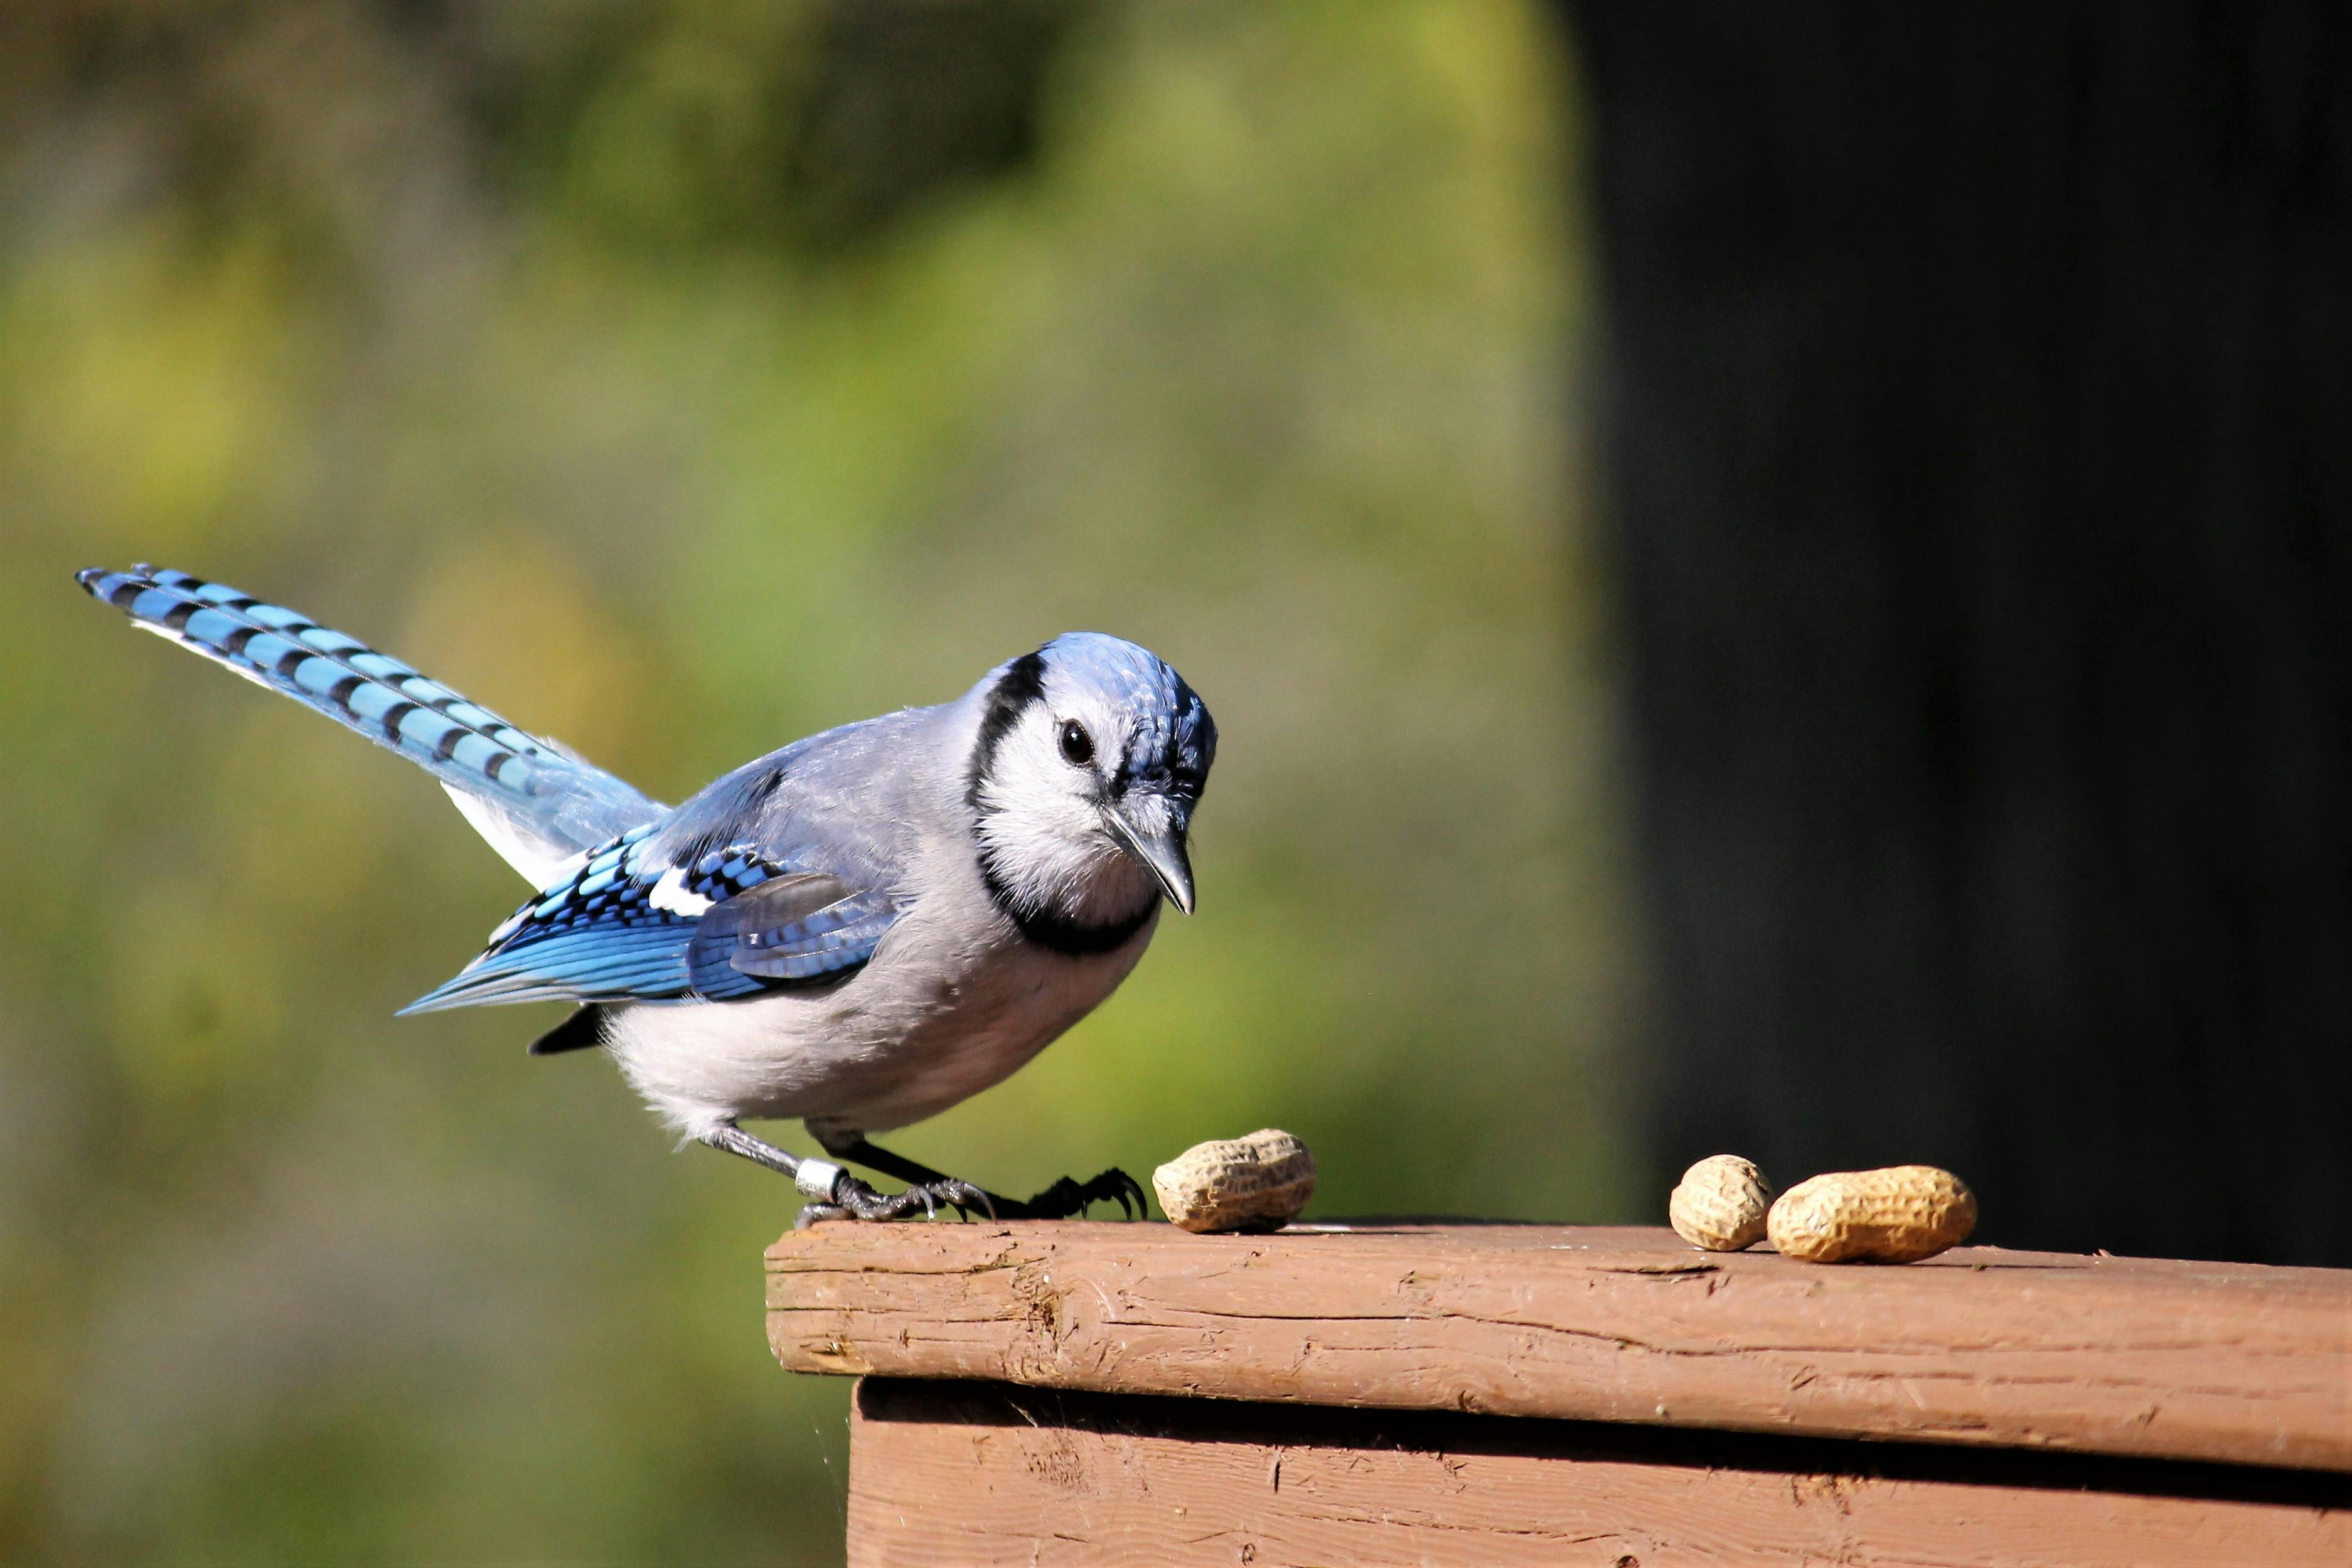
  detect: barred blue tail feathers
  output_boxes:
[78,566,665,881]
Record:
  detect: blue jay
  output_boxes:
[78,565,1216,1225]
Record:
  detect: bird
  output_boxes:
[77,564,1216,1226]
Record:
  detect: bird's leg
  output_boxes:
[819,1133,1148,1222]
[702,1121,803,1176]
[700,1121,981,1228]
[816,1134,1008,1219]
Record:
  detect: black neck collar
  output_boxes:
[975,852,1157,956]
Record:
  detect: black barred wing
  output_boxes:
[399,828,899,1012]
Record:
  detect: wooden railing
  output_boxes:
[768,1220,2351,1566]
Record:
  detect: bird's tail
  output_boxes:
[78,565,664,882]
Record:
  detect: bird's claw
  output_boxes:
[1017,1167,1148,1220]
[795,1173,995,1227]
[789,1166,1145,1227]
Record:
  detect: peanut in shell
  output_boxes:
[1669,1155,1774,1251]
[1153,1129,1316,1234]
[1767,1165,1977,1264]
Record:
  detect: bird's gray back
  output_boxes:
[647,701,966,900]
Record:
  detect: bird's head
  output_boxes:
[966,633,1216,944]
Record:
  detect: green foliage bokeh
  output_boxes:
[0,3,1639,1561]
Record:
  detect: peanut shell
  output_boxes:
[1767,1165,1977,1264]
[1669,1154,1774,1251]
[1153,1129,1316,1234]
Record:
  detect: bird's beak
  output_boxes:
[1106,801,1195,914]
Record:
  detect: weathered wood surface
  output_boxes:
[767,1221,2352,1472]
[848,1379,2352,1568]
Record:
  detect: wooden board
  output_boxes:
[849,1379,2352,1568]
[769,1221,2352,1472]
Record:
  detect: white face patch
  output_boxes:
[649,865,715,917]
[973,688,1157,929]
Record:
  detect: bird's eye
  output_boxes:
[1057,720,1096,767]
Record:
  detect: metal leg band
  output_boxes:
[794,1158,847,1201]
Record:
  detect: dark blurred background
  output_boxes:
[1,1,2346,1562]
[1569,2,2352,1271]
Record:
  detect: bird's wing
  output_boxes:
[400,722,924,1013]
[398,826,901,1011]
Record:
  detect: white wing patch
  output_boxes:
[649,865,715,917]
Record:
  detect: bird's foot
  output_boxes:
[795,1171,994,1229]
[1005,1168,1149,1220]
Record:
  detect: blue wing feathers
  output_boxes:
[690,887,896,987]
[400,824,899,1013]
[404,925,700,1009]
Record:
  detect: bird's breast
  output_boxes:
[603,895,1160,1138]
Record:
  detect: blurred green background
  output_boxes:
[0,2,1637,1561]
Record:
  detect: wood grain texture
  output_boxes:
[769,1222,2352,1472]
[848,1379,2352,1568]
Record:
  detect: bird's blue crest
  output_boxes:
[1040,632,1216,802]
